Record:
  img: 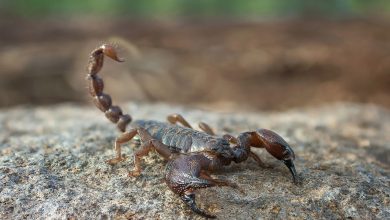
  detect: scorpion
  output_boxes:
[86,44,298,218]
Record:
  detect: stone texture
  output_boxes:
[0,103,389,219]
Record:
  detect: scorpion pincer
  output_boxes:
[86,44,298,218]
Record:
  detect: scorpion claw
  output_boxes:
[252,129,298,184]
[181,193,216,219]
[283,159,299,185]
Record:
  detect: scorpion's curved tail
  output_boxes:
[87,44,132,132]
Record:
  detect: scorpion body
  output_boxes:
[86,44,298,218]
[133,119,233,158]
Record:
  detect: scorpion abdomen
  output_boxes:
[132,120,232,156]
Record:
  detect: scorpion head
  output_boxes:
[254,129,298,184]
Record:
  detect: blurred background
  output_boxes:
[0,0,389,111]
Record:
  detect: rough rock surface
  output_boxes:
[0,103,389,219]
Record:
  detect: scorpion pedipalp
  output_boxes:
[181,193,216,219]
[165,153,238,218]
[236,129,298,184]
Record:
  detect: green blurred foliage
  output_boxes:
[0,0,389,18]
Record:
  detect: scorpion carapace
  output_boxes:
[86,44,298,218]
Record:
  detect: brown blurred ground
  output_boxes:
[0,18,389,111]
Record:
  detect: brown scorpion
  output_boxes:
[86,44,298,218]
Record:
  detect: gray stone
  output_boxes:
[0,103,389,219]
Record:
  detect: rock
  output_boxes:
[0,103,389,219]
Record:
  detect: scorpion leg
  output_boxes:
[106,129,138,165]
[106,127,171,169]
[167,114,192,128]
[200,170,238,189]
[248,151,272,168]
[198,122,215,135]
[129,138,172,177]
[222,134,238,144]
[168,114,221,137]
[168,114,216,136]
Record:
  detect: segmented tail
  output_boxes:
[87,44,132,132]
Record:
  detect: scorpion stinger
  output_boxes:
[100,44,125,62]
[87,44,131,133]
